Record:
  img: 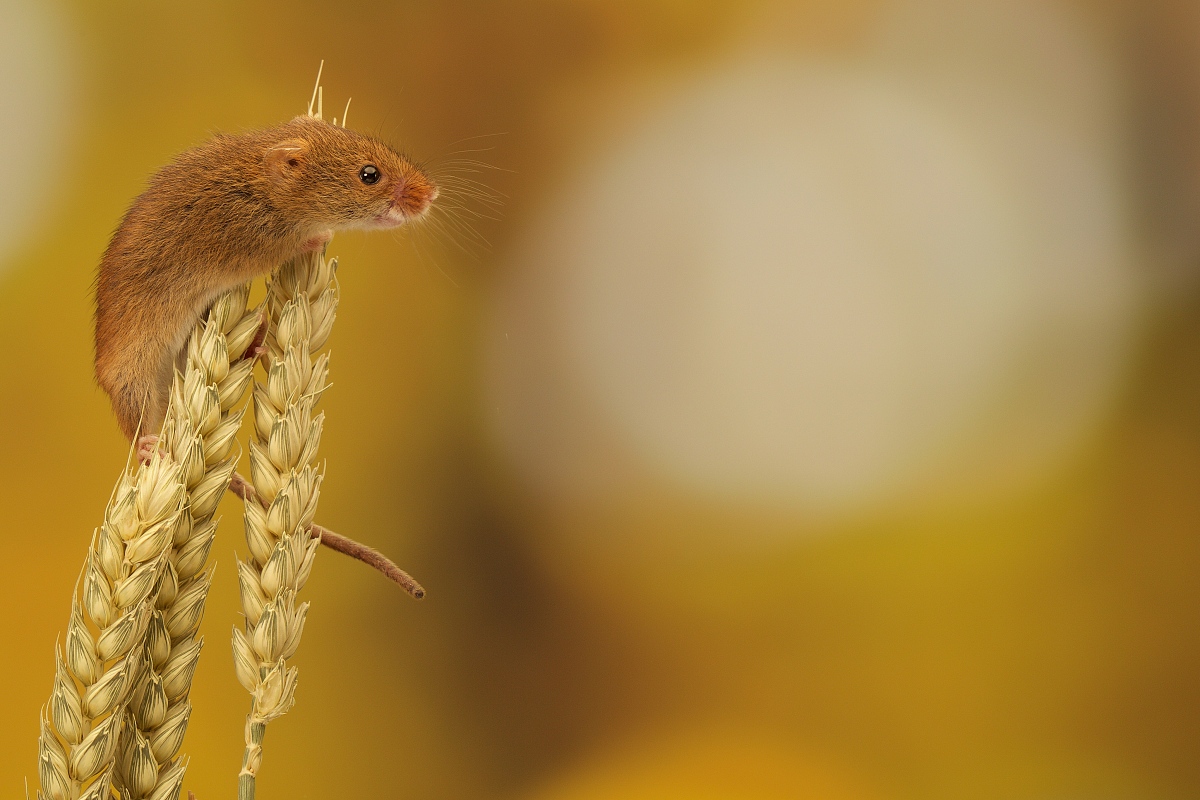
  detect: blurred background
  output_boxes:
[2,0,1200,797]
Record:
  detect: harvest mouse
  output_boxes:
[95,108,437,452]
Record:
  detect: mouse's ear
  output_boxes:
[265,139,310,184]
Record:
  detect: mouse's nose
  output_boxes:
[394,176,437,217]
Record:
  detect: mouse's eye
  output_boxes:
[359,165,380,185]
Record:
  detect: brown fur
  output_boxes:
[95,115,436,440]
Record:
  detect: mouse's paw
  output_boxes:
[242,312,269,362]
[301,230,333,253]
[136,434,161,465]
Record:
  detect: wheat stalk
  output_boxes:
[232,249,336,800]
[38,287,260,800]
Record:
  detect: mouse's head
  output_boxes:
[263,116,437,232]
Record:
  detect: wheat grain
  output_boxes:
[232,249,336,800]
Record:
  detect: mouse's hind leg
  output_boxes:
[131,375,168,464]
[121,347,172,464]
[137,434,162,464]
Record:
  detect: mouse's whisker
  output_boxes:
[432,174,508,207]
[420,209,462,250]
[401,218,462,286]
[438,187,504,211]
[436,187,504,215]
[436,154,510,166]
[420,204,491,259]
[436,149,507,163]
[435,173,507,196]
[428,153,512,182]
[433,176,507,209]
[433,158,514,177]
[439,131,509,151]
[439,144,499,154]
[434,205,494,253]
[435,195,502,223]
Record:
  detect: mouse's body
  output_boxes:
[95,114,436,440]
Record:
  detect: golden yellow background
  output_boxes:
[3,1,1200,798]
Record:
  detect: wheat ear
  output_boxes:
[114,286,261,799]
[232,250,336,800]
[37,453,187,800]
[37,286,260,800]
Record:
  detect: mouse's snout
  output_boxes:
[394,173,437,218]
[369,159,438,229]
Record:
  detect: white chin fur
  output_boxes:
[348,209,406,231]
[376,207,409,228]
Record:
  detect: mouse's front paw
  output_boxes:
[301,230,333,253]
[136,434,161,465]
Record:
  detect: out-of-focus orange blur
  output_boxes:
[3,1,1200,797]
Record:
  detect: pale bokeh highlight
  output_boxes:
[489,0,1136,516]
[0,0,72,270]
